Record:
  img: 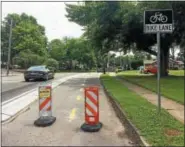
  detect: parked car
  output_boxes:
[24,65,54,82]
[144,65,169,74]
[144,65,157,74]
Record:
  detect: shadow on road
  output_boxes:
[60,77,102,90]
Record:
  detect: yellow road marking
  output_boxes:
[69,108,76,122]
[76,96,81,101]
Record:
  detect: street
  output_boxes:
[2,73,134,146]
[1,72,79,102]
[2,1,184,146]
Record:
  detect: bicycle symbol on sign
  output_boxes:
[150,12,168,23]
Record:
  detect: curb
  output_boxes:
[100,79,150,147]
[1,100,35,125]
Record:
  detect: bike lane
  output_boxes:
[2,73,134,146]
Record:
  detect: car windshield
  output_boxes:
[27,66,46,71]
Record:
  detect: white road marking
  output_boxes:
[2,73,86,122]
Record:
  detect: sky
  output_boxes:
[2,1,84,41]
[2,1,180,57]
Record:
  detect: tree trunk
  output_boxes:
[70,60,72,70]
[103,58,106,74]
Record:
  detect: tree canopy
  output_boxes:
[1,13,96,71]
[48,37,96,70]
[1,13,48,68]
[65,1,185,76]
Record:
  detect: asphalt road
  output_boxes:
[1,73,78,103]
[2,73,134,146]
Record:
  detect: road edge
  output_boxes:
[1,101,35,125]
[100,78,150,147]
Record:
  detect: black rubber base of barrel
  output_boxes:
[34,116,56,127]
[81,122,103,132]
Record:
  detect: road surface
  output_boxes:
[1,73,78,102]
[2,73,134,146]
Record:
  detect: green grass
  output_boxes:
[117,70,184,104]
[101,74,184,146]
[169,70,184,76]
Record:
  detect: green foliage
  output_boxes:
[48,37,96,70]
[45,58,59,71]
[1,13,48,65]
[13,51,46,68]
[65,1,185,76]
[131,60,143,70]
[49,39,66,61]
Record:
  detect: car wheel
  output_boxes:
[25,78,29,82]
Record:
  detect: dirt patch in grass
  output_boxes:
[165,129,183,136]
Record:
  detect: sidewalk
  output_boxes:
[1,68,22,77]
[116,76,184,124]
[2,73,134,146]
[1,72,25,93]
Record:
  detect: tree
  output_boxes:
[1,13,48,67]
[13,50,46,68]
[65,1,185,76]
[48,39,66,61]
[48,37,96,70]
[45,58,59,71]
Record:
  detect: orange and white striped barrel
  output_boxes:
[39,86,52,117]
[84,86,99,125]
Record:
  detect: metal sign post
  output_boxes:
[157,32,161,113]
[144,9,173,113]
[6,19,13,76]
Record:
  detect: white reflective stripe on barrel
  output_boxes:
[86,97,97,113]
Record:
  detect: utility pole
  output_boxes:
[120,51,122,68]
[107,52,109,68]
[6,19,13,76]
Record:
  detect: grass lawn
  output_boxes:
[117,70,184,104]
[101,75,184,146]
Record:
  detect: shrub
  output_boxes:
[45,58,59,71]
[12,52,45,69]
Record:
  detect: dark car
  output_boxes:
[24,65,54,82]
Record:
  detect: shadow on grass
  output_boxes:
[117,74,184,79]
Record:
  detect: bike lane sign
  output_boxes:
[144,9,173,33]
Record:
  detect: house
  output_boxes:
[143,59,184,70]
[175,60,184,69]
